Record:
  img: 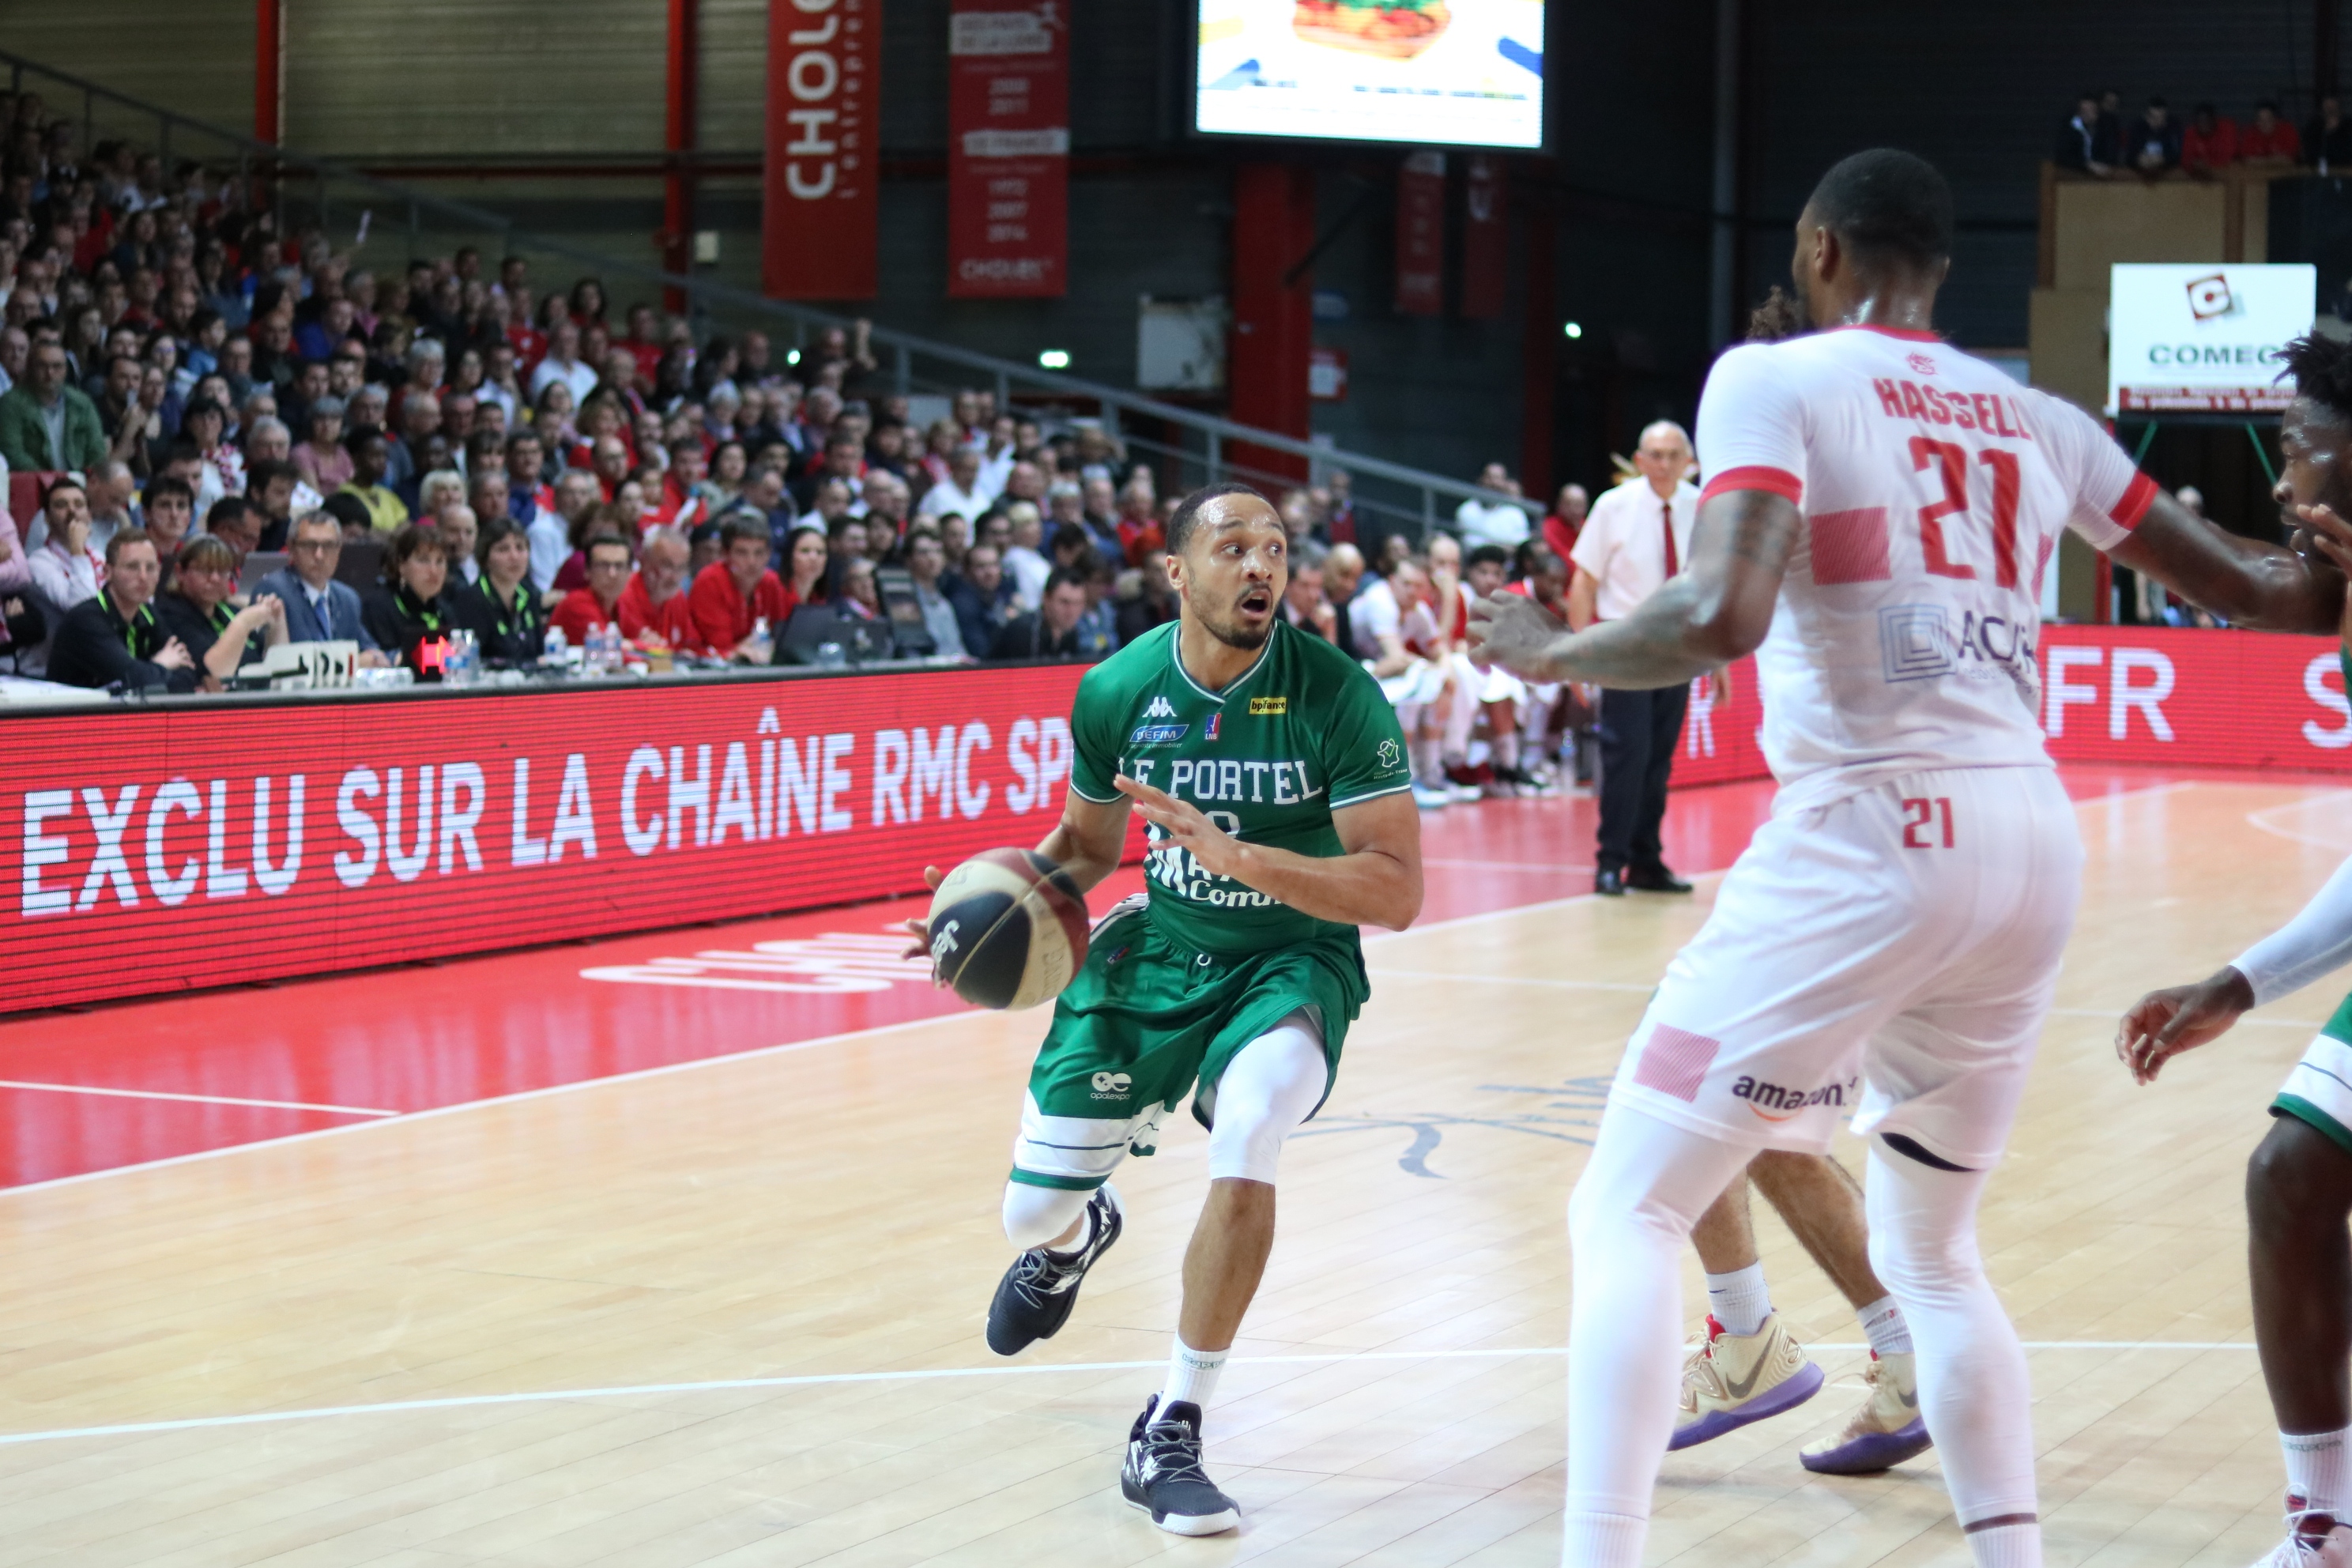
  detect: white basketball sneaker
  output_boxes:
[2252,1499,2352,1566]
[1668,1313,1824,1449]
[1799,1351,1932,1473]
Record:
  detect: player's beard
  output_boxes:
[1196,581,1279,650]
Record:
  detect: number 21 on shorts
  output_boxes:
[1902,796,1955,849]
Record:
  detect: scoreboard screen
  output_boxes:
[1193,0,1546,149]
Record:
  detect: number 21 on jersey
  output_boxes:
[1911,436,2021,589]
[1901,796,1955,849]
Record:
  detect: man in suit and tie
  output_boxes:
[256,510,388,663]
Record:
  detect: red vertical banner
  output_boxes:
[1229,164,1316,480]
[947,0,1069,298]
[1461,154,1507,318]
[1394,150,1446,315]
[763,0,880,300]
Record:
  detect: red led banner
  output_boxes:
[1,667,1119,1012]
[1660,627,2352,790]
[946,0,1069,298]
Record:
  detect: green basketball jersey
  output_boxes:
[1068,618,1413,952]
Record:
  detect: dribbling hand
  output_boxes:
[2114,967,2254,1085]
[896,864,950,983]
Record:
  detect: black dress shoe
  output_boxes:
[1595,869,1626,896]
[1627,866,1694,894]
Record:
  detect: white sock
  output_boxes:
[1492,726,1519,770]
[2284,1427,2352,1516]
[1965,1521,2041,1568]
[1704,1261,1772,1337]
[1045,1202,1094,1258]
[1160,1336,1227,1413]
[1559,1510,1645,1567]
[1859,1294,1914,1357]
[1410,733,1442,785]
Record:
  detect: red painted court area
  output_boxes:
[0,767,2270,1190]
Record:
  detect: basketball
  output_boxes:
[925,849,1091,1011]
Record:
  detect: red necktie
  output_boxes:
[1661,499,1679,578]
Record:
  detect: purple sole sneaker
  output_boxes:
[1799,1417,1932,1475]
[1668,1360,1826,1451]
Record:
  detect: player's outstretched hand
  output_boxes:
[1466,590,1566,680]
[2115,966,2254,1085]
[897,864,950,982]
[1114,774,1242,878]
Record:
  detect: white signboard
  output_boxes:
[1194,0,1546,150]
[2108,262,2316,415]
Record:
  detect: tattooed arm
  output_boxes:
[1466,489,1798,689]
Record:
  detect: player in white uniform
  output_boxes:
[1469,149,2344,1568]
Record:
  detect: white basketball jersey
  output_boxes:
[1694,325,2155,811]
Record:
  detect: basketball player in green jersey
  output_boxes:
[905,482,1423,1535]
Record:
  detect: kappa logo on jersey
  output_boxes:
[1205,713,1222,741]
[1376,738,1402,769]
[1130,722,1189,744]
[1249,695,1288,716]
[1731,1073,1857,1121]
[1090,1070,1133,1100]
[1142,695,1178,719]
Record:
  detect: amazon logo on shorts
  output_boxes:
[1091,1071,1133,1100]
[1730,1074,1857,1121]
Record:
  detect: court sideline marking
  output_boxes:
[0,1340,2263,1451]
[0,1080,395,1117]
[0,776,2204,1200]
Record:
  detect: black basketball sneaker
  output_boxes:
[984,1184,1123,1355]
[1121,1395,1239,1536]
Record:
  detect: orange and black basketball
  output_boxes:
[924,849,1091,1010]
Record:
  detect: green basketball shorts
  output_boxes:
[1006,894,1369,1192]
[2273,990,2352,1156]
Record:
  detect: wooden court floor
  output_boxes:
[0,774,2347,1566]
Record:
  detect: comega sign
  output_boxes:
[2,666,1129,1012]
[2108,262,2316,414]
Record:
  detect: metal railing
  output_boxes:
[2,48,1536,541]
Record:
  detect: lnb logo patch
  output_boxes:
[1880,604,1955,683]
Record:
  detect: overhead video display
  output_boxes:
[1194,0,1546,150]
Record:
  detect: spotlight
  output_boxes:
[785,348,802,365]
[1038,349,1072,370]
[1562,321,1584,340]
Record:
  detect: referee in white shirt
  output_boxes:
[1567,421,1711,895]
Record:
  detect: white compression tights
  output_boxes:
[1562,1103,2038,1567]
[1001,1012,1329,1250]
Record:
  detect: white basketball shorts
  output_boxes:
[1610,764,2082,1170]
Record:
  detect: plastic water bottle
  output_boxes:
[443,628,477,687]
[594,621,622,673]
[545,623,568,671]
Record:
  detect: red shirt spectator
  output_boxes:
[1117,513,1166,567]
[1541,483,1589,566]
[621,573,699,648]
[549,536,635,642]
[2241,105,2301,163]
[619,570,702,650]
[687,522,793,657]
[2182,107,2238,172]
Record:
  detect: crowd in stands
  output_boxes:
[2055,88,2352,176]
[0,87,1610,804]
